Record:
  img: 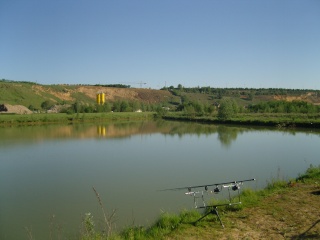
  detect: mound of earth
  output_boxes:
[0,104,33,114]
[32,85,174,104]
[273,92,320,105]
[78,86,174,103]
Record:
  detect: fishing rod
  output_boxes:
[159,178,256,192]
[159,178,256,227]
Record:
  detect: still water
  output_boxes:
[0,120,319,239]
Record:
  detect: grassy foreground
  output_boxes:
[77,165,320,240]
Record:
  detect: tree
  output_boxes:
[84,104,94,113]
[155,105,167,118]
[218,99,237,120]
[248,92,254,101]
[28,105,35,111]
[72,101,81,113]
[41,100,54,110]
[103,102,112,112]
[112,101,121,112]
[120,101,130,112]
[130,101,140,112]
[184,105,196,118]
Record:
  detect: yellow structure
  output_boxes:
[96,92,105,105]
[96,93,101,104]
[100,93,105,104]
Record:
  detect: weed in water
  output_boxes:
[25,226,34,240]
[92,186,117,238]
[83,213,95,237]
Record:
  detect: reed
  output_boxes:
[92,187,117,238]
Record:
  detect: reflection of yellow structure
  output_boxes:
[96,93,105,105]
[97,126,106,137]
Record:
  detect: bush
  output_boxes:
[218,99,237,120]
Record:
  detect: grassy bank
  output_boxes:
[77,165,320,240]
[162,112,320,129]
[1,112,319,129]
[0,112,155,126]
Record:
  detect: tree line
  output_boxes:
[161,84,320,97]
[168,98,320,120]
[247,100,320,114]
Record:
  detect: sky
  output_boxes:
[1,0,320,90]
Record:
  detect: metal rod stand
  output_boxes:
[194,206,224,228]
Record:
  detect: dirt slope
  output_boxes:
[274,92,320,105]
[32,85,173,103]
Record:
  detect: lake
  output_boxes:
[0,120,319,239]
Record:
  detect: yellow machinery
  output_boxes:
[96,92,105,105]
[100,93,105,104]
[96,93,101,104]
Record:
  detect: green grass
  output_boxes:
[0,82,44,109]
[71,92,96,104]
[296,164,320,183]
[162,112,320,128]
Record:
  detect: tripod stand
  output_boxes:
[195,205,225,227]
[194,202,241,228]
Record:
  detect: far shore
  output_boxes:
[1,111,320,129]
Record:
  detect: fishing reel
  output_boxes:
[232,184,240,191]
[213,186,221,193]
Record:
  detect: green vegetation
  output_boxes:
[217,99,239,120]
[157,84,320,128]
[74,165,320,239]
[162,111,320,128]
[41,100,55,110]
[0,81,44,110]
[297,164,320,183]
[160,94,320,128]
[248,100,320,114]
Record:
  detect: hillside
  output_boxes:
[0,81,176,110]
[1,80,320,113]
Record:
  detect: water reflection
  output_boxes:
[0,121,319,148]
[97,125,106,137]
[216,126,237,147]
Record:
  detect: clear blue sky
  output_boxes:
[1,0,319,89]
